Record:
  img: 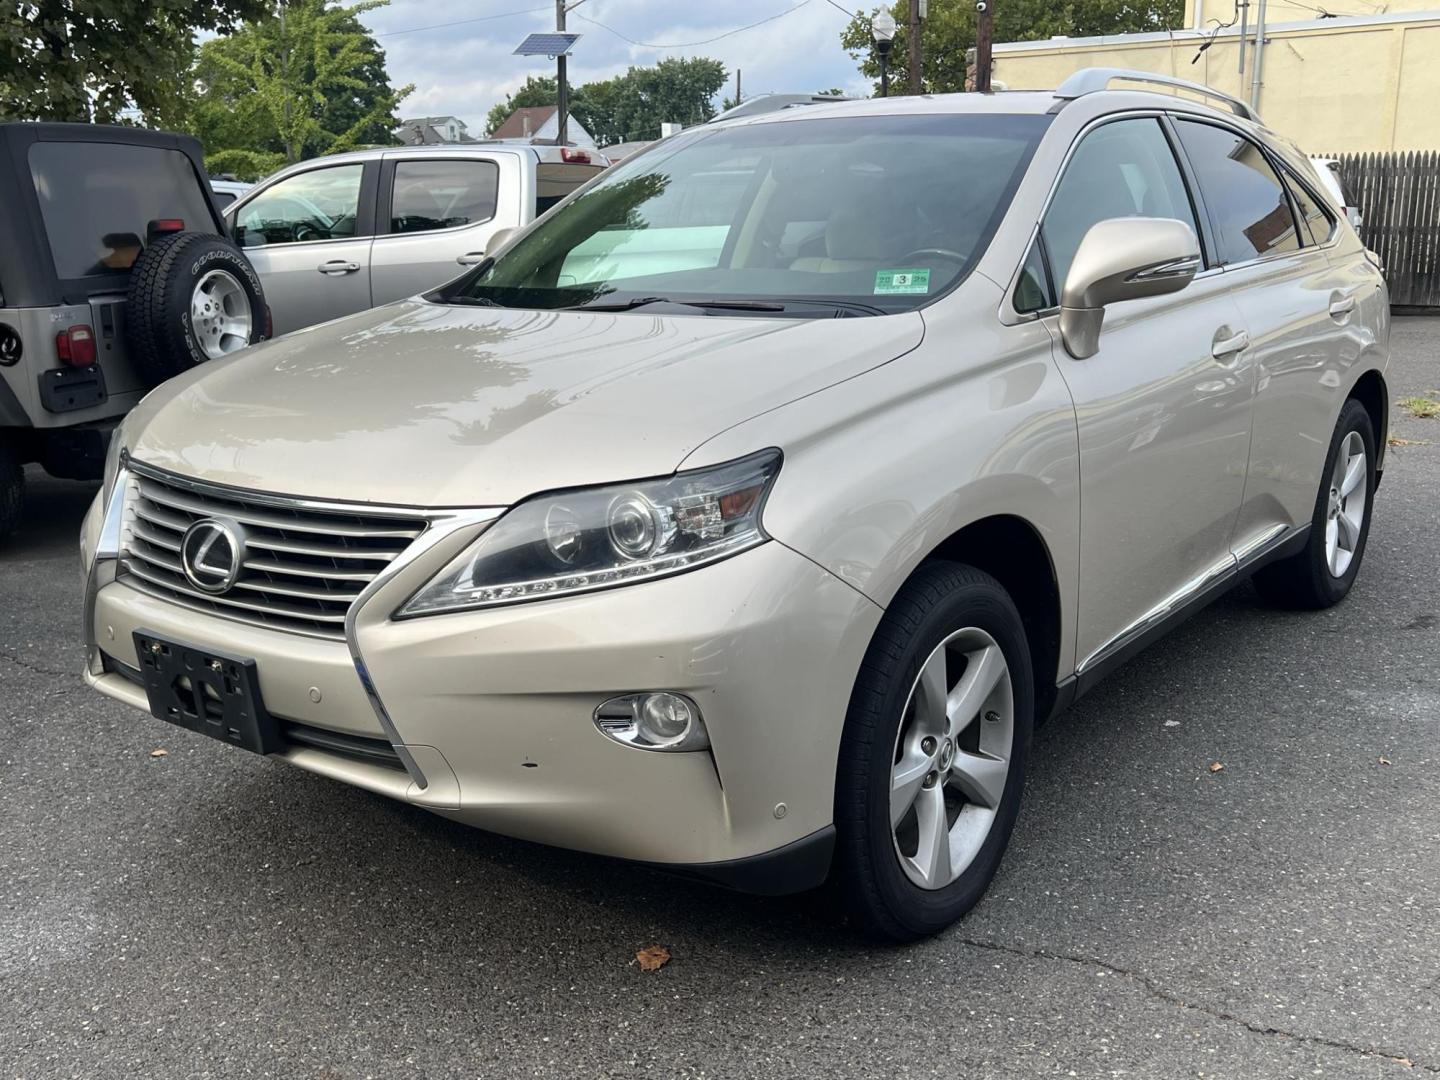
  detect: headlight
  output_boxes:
[400,449,781,616]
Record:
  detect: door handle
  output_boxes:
[1329,293,1356,318]
[456,251,486,266]
[1211,329,1249,359]
[316,260,360,275]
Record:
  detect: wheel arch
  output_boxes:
[905,513,1066,722]
[1347,366,1388,479]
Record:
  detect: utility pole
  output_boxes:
[907,0,922,94]
[1247,0,1267,112]
[736,68,742,106]
[555,0,569,146]
[973,0,993,93]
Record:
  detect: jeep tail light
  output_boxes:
[560,147,590,164]
[146,218,185,240]
[56,325,97,367]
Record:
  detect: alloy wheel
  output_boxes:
[1325,430,1367,578]
[889,626,1014,890]
[190,269,253,360]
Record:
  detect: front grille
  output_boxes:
[119,468,428,640]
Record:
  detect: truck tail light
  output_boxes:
[560,147,591,164]
[56,325,97,367]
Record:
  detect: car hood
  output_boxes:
[127,300,925,507]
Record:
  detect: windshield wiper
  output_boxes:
[566,296,788,313]
[447,295,504,307]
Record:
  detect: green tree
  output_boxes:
[485,58,728,146]
[839,0,1183,94]
[189,0,411,175]
[0,0,267,126]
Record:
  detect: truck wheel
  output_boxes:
[125,232,267,386]
[0,440,23,541]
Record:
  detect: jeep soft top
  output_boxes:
[0,122,267,539]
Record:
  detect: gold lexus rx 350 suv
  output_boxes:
[82,70,1390,941]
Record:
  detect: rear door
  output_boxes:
[1171,118,1357,552]
[368,153,515,304]
[232,161,377,335]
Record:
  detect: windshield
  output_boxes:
[438,113,1049,316]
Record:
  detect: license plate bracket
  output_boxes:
[133,631,281,755]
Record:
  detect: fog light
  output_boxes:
[593,692,708,752]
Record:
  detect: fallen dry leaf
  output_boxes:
[635,945,670,972]
[1379,756,1392,766]
[149,748,168,758]
[1388,437,1430,448]
[1208,761,1224,773]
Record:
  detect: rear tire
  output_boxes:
[835,562,1034,943]
[1253,398,1376,610]
[125,232,266,386]
[0,440,23,541]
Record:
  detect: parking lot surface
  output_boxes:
[3,319,1438,1079]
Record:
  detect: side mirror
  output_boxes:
[1059,217,1200,360]
[484,226,517,256]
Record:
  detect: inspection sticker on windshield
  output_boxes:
[874,268,931,295]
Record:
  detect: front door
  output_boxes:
[1028,116,1255,670]
[233,162,375,335]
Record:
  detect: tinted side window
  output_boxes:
[1175,120,1300,262]
[1042,118,1198,292]
[1283,172,1333,246]
[390,159,499,234]
[237,165,364,247]
[29,142,215,279]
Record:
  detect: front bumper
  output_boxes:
[81,488,881,886]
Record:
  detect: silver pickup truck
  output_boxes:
[225,144,608,335]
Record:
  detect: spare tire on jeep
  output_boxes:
[125,231,267,385]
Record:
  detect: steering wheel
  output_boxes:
[293,222,319,243]
[898,247,967,266]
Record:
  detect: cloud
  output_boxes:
[362,0,870,131]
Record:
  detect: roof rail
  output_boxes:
[1053,67,1258,122]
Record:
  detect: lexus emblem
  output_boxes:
[180,518,246,595]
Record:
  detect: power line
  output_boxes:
[571,1,813,50]
[375,5,549,38]
[821,0,859,18]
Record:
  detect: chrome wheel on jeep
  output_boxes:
[190,269,254,360]
[890,627,1014,890]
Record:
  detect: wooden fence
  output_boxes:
[1327,151,1440,310]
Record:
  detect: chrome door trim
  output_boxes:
[1076,523,1302,675]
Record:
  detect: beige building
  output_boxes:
[993,1,1440,152]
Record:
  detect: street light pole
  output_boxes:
[871,12,897,98]
[973,0,993,93]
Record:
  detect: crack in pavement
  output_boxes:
[0,649,80,681]
[957,936,1435,1072]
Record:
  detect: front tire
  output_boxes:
[835,562,1034,942]
[1253,398,1376,610]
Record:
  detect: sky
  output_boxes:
[357,0,875,133]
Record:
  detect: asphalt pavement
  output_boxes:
[3,319,1438,1079]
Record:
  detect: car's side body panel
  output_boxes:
[683,275,1083,684]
